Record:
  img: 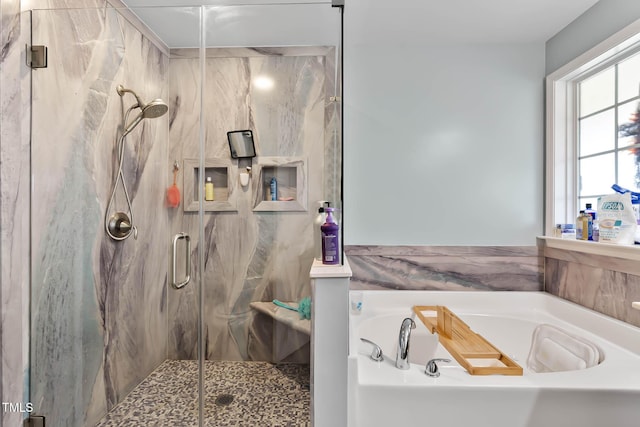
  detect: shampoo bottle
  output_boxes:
[321,207,340,265]
[270,177,277,201]
[205,177,214,201]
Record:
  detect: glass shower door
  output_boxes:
[28,5,203,426]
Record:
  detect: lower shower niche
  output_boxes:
[183,158,236,212]
[253,157,307,212]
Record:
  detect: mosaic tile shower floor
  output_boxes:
[96,360,310,427]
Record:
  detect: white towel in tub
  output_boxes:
[527,324,601,373]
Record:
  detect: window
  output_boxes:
[545,19,640,238]
[577,53,640,212]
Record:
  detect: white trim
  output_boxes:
[545,76,577,234]
[547,17,640,83]
[545,16,640,236]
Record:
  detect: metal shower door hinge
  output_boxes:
[332,0,344,7]
[26,44,48,69]
[25,415,45,427]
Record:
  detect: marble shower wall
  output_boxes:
[346,245,543,291]
[0,2,31,426]
[168,47,338,362]
[29,7,169,427]
[544,244,640,328]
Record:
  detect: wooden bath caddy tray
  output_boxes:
[413,305,523,376]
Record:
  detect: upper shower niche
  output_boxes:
[120,2,340,49]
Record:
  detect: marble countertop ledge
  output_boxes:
[540,236,640,261]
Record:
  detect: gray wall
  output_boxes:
[546,0,640,75]
[343,0,545,246]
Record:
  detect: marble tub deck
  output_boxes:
[96,360,310,426]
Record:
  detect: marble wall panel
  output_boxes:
[1,2,31,426]
[545,250,640,328]
[168,49,334,363]
[345,245,543,291]
[28,7,169,427]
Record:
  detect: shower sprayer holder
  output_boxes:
[107,212,137,240]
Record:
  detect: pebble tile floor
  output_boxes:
[95,360,310,426]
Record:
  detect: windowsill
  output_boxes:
[540,236,640,261]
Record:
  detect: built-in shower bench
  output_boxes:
[249,301,310,362]
[249,301,311,336]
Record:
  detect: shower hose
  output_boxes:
[105,105,138,241]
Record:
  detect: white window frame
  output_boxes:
[545,18,640,259]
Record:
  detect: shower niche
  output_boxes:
[183,158,236,212]
[253,157,307,212]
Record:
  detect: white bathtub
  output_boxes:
[348,291,640,427]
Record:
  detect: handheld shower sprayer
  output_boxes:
[117,85,169,135]
[105,85,168,241]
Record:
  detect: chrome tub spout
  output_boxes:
[396,317,416,369]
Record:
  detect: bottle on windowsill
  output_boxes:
[585,203,598,241]
[576,210,593,241]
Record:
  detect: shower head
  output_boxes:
[142,99,169,119]
[117,85,168,135]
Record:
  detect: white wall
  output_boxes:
[343,1,545,245]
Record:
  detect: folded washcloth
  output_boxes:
[527,324,601,373]
[272,297,311,320]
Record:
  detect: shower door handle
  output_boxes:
[172,232,191,289]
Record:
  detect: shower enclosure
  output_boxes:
[27,2,342,426]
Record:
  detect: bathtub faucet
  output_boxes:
[396,317,416,369]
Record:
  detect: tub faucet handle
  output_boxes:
[360,338,384,362]
[425,358,451,377]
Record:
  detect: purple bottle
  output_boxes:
[321,207,340,265]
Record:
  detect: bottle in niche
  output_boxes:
[205,176,214,201]
[270,177,277,201]
[321,207,340,265]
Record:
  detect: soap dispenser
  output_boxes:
[321,207,340,265]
